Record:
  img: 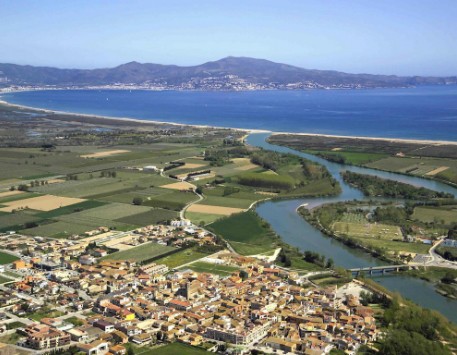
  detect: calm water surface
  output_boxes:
[3,86,457,140]
[247,133,457,322]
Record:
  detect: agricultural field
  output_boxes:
[332,220,430,255]
[0,251,19,265]
[184,212,223,226]
[0,194,85,212]
[208,211,278,255]
[0,212,41,232]
[332,221,402,239]
[412,206,457,225]
[141,190,198,211]
[116,208,177,225]
[306,150,389,165]
[366,156,457,185]
[186,204,244,216]
[188,261,239,276]
[21,220,123,238]
[101,242,174,262]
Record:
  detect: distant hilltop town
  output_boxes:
[1,57,456,91]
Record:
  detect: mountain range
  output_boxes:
[0,57,456,90]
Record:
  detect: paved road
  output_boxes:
[2,310,33,326]
[180,191,203,220]
[408,239,457,270]
[0,285,44,305]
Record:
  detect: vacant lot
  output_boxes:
[154,247,209,268]
[187,204,244,215]
[101,242,174,262]
[80,149,130,158]
[142,343,208,355]
[0,194,85,212]
[0,251,19,265]
[189,261,239,276]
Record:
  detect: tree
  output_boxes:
[132,197,143,206]
[326,258,334,269]
[18,184,29,191]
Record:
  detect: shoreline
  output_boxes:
[1,95,457,145]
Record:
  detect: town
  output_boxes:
[0,218,380,355]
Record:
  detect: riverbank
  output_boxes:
[249,132,457,322]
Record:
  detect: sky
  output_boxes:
[1,0,456,76]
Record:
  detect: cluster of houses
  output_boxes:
[0,253,379,354]
[0,220,380,354]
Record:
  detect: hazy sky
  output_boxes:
[1,0,456,75]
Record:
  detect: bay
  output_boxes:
[3,86,457,140]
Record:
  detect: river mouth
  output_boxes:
[247,132,457,323]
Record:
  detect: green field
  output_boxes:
[306,149,389,165]
[0,251,19,265]
[132,343,208,355]
[0,212,42,232]
[412,206,457,225]
[28,308,65,321]
[189,261,239,276]
[0,275,12,284]
[116,208,177,225]
[208,211,278,255]
[21,219,132,238]
[154,247,210,268]
[142,190,198,211]
[101,242,174,262]
[185,212,223,226]
[35,200,107,219]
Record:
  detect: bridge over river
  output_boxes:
[349,264,415,275]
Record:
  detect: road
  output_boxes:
[0,285,44,305]
[424,239,457,269]
[180,190,203,220]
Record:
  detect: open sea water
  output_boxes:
[3,85,457,141]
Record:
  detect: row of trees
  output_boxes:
[238,173,294,190]
[342,171,453,199]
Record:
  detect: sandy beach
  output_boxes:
[1,95,456,145]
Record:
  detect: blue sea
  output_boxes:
[3,86,457,141]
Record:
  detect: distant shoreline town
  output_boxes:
[1,56,456,91]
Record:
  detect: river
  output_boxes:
[247,132,457,322]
